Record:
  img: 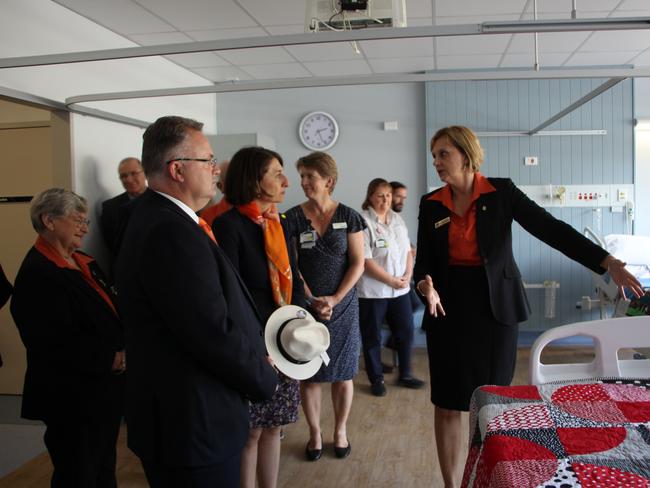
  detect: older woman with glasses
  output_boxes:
[11,188,125,488]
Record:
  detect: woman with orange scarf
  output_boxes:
[212,146,305,488]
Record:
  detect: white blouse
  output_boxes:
[356,207,411,299]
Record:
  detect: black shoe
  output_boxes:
[397,376,425,389]
[305,434,322,461]
[381,362,394,374]
[371,380,387,397]
[334,440,351,459]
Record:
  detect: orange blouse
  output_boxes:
[200,198,232,227]
[34,236,117,315]
[428,173,496,266]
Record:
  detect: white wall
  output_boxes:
[216,83,427,242]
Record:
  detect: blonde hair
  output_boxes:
[430,126,484,172]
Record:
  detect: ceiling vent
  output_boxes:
[305,0,407,32]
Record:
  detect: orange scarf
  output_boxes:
[237,202,292,306]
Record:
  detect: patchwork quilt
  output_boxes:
[462,378,650,487]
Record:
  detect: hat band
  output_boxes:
[276,318,309,365]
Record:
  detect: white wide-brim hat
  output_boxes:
[265,305,331,380]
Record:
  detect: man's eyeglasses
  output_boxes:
[119,170,144,180]
[165,158,219,169]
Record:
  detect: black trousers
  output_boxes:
[359,293,415,383]
[43,414,122,488]
[142,452,241,488]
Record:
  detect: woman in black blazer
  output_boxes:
[413,126,643,488]
[11,188,125,488]
[212,147,306,488]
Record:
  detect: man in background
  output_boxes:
[390,181,408,213]
[100,157,147,257]
[199,159,231,226]
[116,116,277,488]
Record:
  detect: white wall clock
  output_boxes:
[298,111,339,151]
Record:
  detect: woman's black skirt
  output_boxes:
[425,265,518,411]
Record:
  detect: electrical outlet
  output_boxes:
[524,156,538,166]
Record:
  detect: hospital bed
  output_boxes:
[578,228,650,318]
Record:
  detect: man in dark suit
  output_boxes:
[100,157,147,258]
[115,116,278,488]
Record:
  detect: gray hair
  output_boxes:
[30,188,88,233]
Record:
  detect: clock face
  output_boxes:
[298,111,339,151]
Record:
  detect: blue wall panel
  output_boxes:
[424,78,634,331]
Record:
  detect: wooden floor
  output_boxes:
[0,346,594,488]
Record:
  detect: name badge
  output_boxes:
[434,216,451,229]
[300,230,317,249]
[332,222,347,230]
[375,238,388,248]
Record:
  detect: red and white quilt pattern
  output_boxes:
[462,379,650,487]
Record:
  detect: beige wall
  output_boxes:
[0,97,71,394]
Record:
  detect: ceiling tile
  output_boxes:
[191,65,253,81]
[436,14,520,25]
[219,47,295,65]
[610,9,650,16]
[580,30,650,51]
[360,38,434,58]
[166,52,230,68]
[436,0,528,17]
[52,0,175,35]
[436,54,502,69]
[629,49,650,65]
[530,0,619,13]
[368,56,434,73]
[499,52,570,68]
[285,42,363,61]
[266,24,305,35]
[436,35,511,56]
[237,0,306,25]
[407,17,433,26]
[303,59,372,76]
[405,0,432,18]
[128,32,193,45]
[240,63,311,79]
[565,51,639,65]
[619,0,650,11]
[186,27,268,41]
[136,0,257,30]
[507,32,591,53]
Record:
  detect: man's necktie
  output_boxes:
[198,217,217,244]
